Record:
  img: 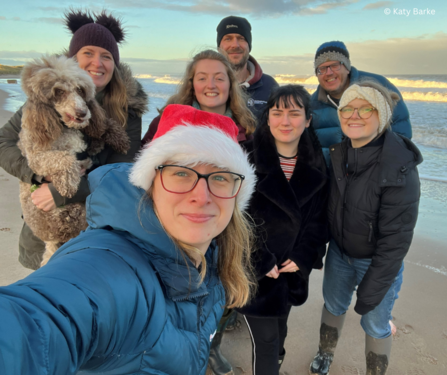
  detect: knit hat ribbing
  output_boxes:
[314,41,351,72]
[65,10,125,66]
[129,105,256,211]
[338,84,392,133]
[216,16,252,51]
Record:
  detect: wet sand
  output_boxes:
[0,88,446,374]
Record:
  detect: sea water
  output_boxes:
[1,74,446,181]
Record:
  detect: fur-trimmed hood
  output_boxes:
[118,62,148,117]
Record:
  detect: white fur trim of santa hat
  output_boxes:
[129,123,256,211]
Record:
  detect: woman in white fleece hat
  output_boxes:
[309,80,423,375]
[0,104,256,375]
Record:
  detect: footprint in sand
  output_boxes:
[407,369,427,375]
[442,330,447,339]
[341,365,364,375]
[399,324,414,334]
[0,228,11,232]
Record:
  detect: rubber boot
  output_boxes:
[278,349,286,371]
[309,305,346,375]
[208,330,234,375]
[225,310,238,331]
[365,333,392,375]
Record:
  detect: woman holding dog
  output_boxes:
[236,85,329,374]
[0,104,256,375]
[309,81,422,375]
[141,49,256,146]
[0,10,148,270]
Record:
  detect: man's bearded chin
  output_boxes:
[226,49,249,71]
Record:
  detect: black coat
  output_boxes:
[328,130,423,315]
[237,127,329,318]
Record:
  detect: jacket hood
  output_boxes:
[378,131,423,187]
[247,55,263,86]
[118,62,149,116]
[86,162,217,301]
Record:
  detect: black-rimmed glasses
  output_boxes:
[316,61,344,75]
[339,106,377,119]
[156,165,244,199]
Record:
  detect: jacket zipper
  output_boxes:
[197,296,205,356]
[368,221,373,243]
[341,148,357,251]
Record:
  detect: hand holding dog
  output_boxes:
[266,265,280,279]
[31,184,56,212]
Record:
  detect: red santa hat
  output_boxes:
[129,104,256,210]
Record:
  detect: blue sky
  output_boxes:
[0,0,446,75]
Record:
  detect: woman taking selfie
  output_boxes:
[141,49,256,146]
[237,85,329,374]
[0,105,256,375]
[0,9,148,270]
[309,81,422,375]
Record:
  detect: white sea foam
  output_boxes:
[405,260,447,276]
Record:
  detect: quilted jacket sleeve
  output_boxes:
[355,169,420,315]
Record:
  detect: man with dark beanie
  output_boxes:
[310,40,412,165]
[216,15,278,123]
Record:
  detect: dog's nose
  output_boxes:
[76,110,87,119]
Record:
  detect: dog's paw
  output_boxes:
[103,119,130,154]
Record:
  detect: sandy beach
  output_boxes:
[0,87,446,375]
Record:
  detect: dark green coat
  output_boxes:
[0,63,148,269]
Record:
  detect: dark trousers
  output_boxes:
[244,305,292,375]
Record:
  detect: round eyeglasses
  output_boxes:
[316,61,344,75]
[339,106,377,119]
[156,165,244,199]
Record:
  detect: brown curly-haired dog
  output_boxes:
[18,55,130,266]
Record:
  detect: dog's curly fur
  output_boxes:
[18,55,130,266]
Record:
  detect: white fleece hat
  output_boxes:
[129,104,256,211]
[338,84,392,133]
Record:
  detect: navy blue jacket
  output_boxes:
[310,67,412,165]
[244,55,278,123]
[0,163,225,374]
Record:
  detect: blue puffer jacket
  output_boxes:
[310,67,412,165]
[0,163,225,375]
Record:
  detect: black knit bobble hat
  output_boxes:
[216,16,252,51]
[65,10,125,66]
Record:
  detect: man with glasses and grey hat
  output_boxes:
[217,15,278,123]
[310,41,412,165]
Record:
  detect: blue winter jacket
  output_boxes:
[0,163,225,374]
[310,67,412,165]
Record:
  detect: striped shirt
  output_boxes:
[279,154,297,181]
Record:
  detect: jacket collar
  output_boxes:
[252,128,327,224]
[86,163,219,301]
[243,55,264,88]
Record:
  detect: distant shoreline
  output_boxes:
[0,74,21,79]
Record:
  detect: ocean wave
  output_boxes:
[153,75,181,85]
[401,91,447,102]
[134,74,154,79]
[388,78,447,89]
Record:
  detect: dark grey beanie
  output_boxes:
[216,16,252,51]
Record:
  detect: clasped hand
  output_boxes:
[266,259,299,279]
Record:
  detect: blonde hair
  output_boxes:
[103,67,128,127]
[354,79,400,135]
[146,188,256,308]
[162,49,256,136]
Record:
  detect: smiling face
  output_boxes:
[76,46,115,92]
[317,60,350,99]
[219,33,250,70]
[152,163,236,254]
[268,98,311,155]
[193,59,230,115]
[340,98,380,148]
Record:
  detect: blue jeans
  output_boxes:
[323,240,404,339]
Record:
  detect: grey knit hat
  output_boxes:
[314,41,351,72]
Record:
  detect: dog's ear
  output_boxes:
[22,101,62,149]
[83,99,107,139]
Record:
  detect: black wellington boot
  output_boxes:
[208,330,234,375]
[278,349,286,371]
